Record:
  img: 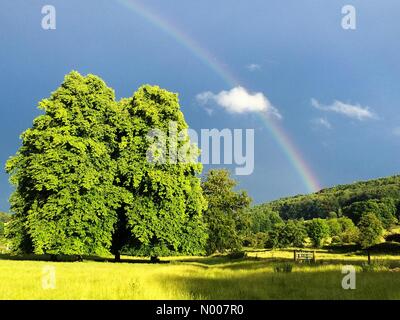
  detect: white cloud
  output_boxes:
[204,107,213,116]
[246,63,261,71]
[312,117,332,129]
[393,127,400,136]
[311,98,377,121]
[196,86,281,118]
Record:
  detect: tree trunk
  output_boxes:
[150,256,159,263]
[114,252,121,262]
[367,250,371,265]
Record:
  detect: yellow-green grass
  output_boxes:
[1,250,400,300]
[245,248,400,265]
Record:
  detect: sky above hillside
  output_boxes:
[0,0,399,211]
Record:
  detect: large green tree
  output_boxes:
[112,85,207,259]
[201,169,251,254]
[266,219,307,248]
[248,206,282,234]
[6,72,208,259]
[6,72,119,255]
[357,213,383,249]
[328,217,359,244]
[306,218,330,247]
[343,199,397,228]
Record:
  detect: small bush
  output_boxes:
[274,262,293,273]
[361,260,388,272]
[227,251,247,259]
[368,242,400,254]
[385,233,400,243]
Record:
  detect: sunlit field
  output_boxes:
[1,249,400,300]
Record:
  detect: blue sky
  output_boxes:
[0,0,400,211]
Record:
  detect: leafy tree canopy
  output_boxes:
[0,212,10,223]
[115,85,207,258]
[266,219,307,248]
[306,218,330,247]
[6,71,207,258]
[358,213,384,249]
[247,206,282,234]
[343,198,397,228]
[201,169,251,254]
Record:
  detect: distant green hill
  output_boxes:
[253,175,400,220]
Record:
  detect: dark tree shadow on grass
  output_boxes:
[0,253,169,264]
[159,270,400,300]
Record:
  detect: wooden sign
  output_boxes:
[293,250,316,262]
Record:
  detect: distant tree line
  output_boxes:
[196,172,395,252]
[263,176,400,222]
[244,176,400,249]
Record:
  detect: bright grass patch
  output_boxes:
[1,250,400,300]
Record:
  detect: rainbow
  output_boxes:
[115,0,321,193]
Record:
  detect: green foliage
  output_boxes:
[343,198,397,228]
[328,211,338,219]
[327,217,359,244]
[248,176,399,247]
[6,71,208,258]
[282,219,307,247]
[243,232,268,248]
[6,72,119,255]
[115,85,207,257]
[274,262,293,273]
[0,213,9,237]
[201,169,251,254]
[306,218,330,247]
[343,200,376,223]
[247,206,282,234]
[265,223,283,248]
[361,260,388,272]
[336,217,360,244]
[358,213,384,249]
[254,175,400,221]
[0,212,10,223]
[327,218,341,237]
[245,205,282,248]
[266,219,307,248]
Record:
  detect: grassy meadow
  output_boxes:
[1,248,400,300]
